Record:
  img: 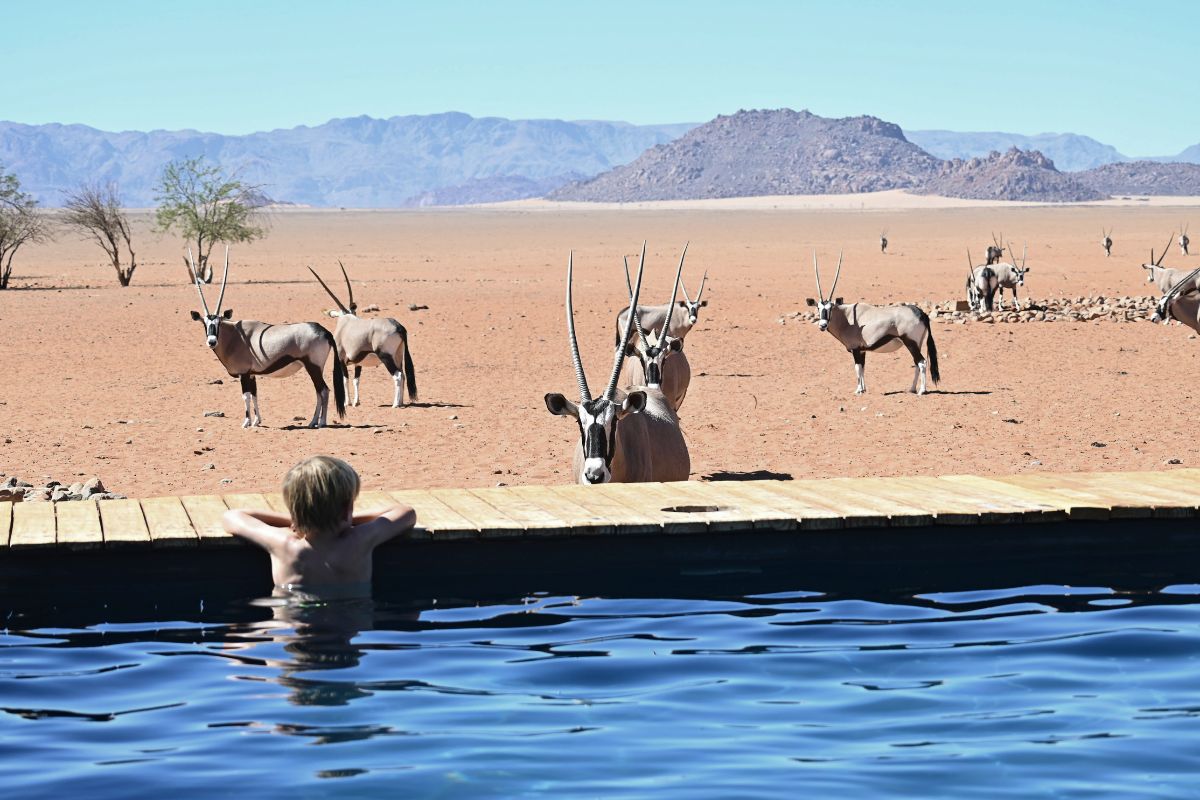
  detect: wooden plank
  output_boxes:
[545,485,663,536]
[985,474,1113,520]
[1053,472,1196,519]
[504,484,619,535]
[140,496,199,547]
[929,476,1063,522]
[874,476,1052,526]
[938,475,1075,521]
[264,493,290,514]
[639,481,770,533]
[761,481,901,528]
[467,487,580,537]
[0,501,12,548]
[54,501,104,550]
[9,502,56,550]
[429,488,522,538]
[820,478,939,527]
[389,489,477,540]
[180,495,238,546]
[221,493,274,513]
[593,483,708,533]
[856,477,981,526]
[1115,472,1200,514]
[99,499,151,548]
[356,490,398,513]
[709,481,844,530]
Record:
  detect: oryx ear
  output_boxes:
[835,297,844,305]
[624,342,637,358]
[544,393,578,417]
[805,298,816,307]
[190,310,203,321]
[1023,267,1031,273]
[222,308,234,319]
[700,300,708,307]
[668,338,683,352]
[620,390,647,416]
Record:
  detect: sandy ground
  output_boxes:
[2,200,1199,497]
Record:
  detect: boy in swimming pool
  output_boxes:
[222,455,416,591]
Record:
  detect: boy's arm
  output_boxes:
[352,504,417,549]
[222,509,294,551]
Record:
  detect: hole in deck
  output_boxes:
[662,505,727,514]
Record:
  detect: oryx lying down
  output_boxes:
[1154,266,1200,331]
[308,261,418,408]
[966,250,998,312]
[189,249,346,428]
[809,252,940,395]
[620,245,692,411]
[1141,234,1196,293]
[993,242,1030,310]
[545,244,690,484]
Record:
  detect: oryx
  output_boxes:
[1181,225,1190,256]
[985,232,1006,266]
[1141,234,1194,292]
[966,250,998,312]
[189,248,346,428]
[1102,228,1113,258]
[614,261,708,346]
[308,261,418,408]
[621,243,692,412]
[545,244,691,485]
[880,229,889,254]
[809,251,940,395]
[993,242,1031,310]
[1153,266,1200,331]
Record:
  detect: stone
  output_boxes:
[202,463,216,470]
[203,410,225,418]
[82,477,105,495]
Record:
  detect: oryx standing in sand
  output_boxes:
[308,261,418,408]
[614,261,708,345]
[966,250,998,313]
[1181,225,1191,256]
[993,242,1031,310]
[545,245,690,484]
[1102,228,1113,258]
[1141,234,1193,292]
[986,233,1006,266]
[880,229,889,254]
[809,251,940,395]
[621,244,692,412]
[1154,266,1200,331]
[189,249,346,428]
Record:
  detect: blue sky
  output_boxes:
[5,0,1196,155]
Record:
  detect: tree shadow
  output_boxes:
[703,470,793,482]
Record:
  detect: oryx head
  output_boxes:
[1012,242,1030,285]
[188,247,232,348]
[1141,233,1175,282]
[808,250,844,331]
[624,243,688,386]
[678,260,708,326]
[545,244,648,485]
[1154,266,1200,323]
[309,259,358,316]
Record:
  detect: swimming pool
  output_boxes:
[4,551,1199,799]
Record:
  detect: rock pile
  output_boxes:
[0,476,126,503]
[782,296,1166,326]
[917,148,1106,202]
[1076,161,1200,197]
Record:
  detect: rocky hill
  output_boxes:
[1075,161,1200,196]
[907,130,1127,172]
[548,109,942,201]
[917,148,1106,202]
[0,114,695,207]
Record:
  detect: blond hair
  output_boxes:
[282,455,360,537]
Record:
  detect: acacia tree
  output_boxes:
[154,156,266,283]
[0,167,52,290]
[61,182,137,286]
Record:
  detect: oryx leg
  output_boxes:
[377,352,405,408]
[1012,287,1020,311]
[303,360,331,428]
[239,375,261,428]
[902,339,927,395]
[996,287,1006,310]
[852,349,866,394]
[352,365,362,407]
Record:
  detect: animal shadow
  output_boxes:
[399,402,471,409]
[881,390,992,396]
[703,470,793,482]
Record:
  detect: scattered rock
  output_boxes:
[1090,442,1107,448]
[203,410,225,418]
[209,379,224,385]
[407,304,429,311]
[1166,458,1183,465]
[202,463,216,470]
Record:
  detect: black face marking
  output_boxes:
[646,362,661,385]
[578,398,619,470]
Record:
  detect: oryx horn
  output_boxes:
[623,254,650,346]
[828,249,844,299]
[661,241,688,337]
[1155,233,1174,267]
[189,247,210,315]
[337,259,355,310]
[214,246,231,314]
[605,241,646,401]
[813,250,824,300]
[308,265,350,315]
[565,251,591,402]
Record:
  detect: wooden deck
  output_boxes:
[2,469,1198,553]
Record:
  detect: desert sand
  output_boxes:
[2,198,1199,497]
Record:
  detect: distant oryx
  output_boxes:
[993,242,1031,310]
[1101,228,1113,258]
[622,244,692,412]
[966,250,998,313]
[1141,234,1196,293]
[880,229,889,254]
[809,251,940,395]
[985,232,1006,266]
[189,248,346,428]
[545,244,690,484]
[308,261,418,408]
[1181,225,1191,256]
[1154,266,1200,331]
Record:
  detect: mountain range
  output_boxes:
[1,111,1198,207]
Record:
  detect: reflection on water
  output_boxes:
[3,574,1200,798]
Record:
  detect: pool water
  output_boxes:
[4,570,1200,798]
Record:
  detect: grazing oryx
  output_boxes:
[985,232,1006,266]
[966,250,998,313]
[993,242,1031,310]
[1181,225,1191,256]
[308,261,418,408]
[1140,234,1195,292]
[1154,266,1200,331]
[1102,228,1113,258]
[545,245,691,484]
[880,229,889,254]
[809,251,940,395]
[189,249,346,428]
[621,244,692,412]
